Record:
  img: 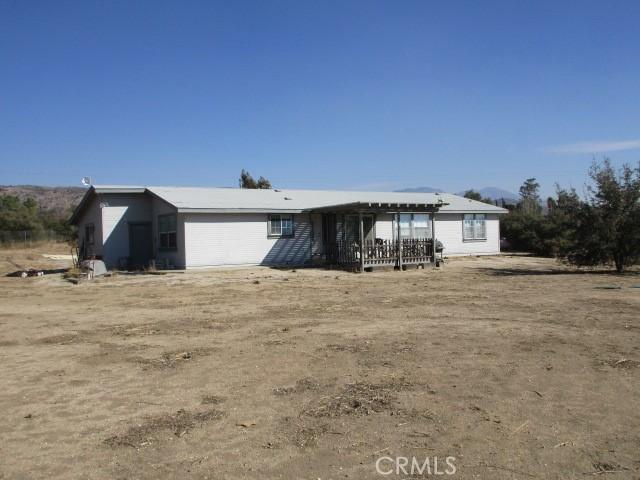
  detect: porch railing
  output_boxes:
[325,238,434,269]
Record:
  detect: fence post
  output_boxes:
[431,213,436,265]
[396,212,403,270]
[358,212,364,273]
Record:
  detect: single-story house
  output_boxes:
[69,185,508,270]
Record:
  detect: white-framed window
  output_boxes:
[463,213,486,241]
[269,214,294,237]
[396,213,432,239]
[158,213,177,250]
[85,224,95,245]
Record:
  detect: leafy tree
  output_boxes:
[463,189,482,201]
[500,178,545,252]
[563,159,640,272]
[0,194,43,231]
[240,169,272,189]
[256,176,272,189]
[518,178,541,214]
[0,194,75,243]
[539,186,581,256]
[240,169,257,188]
[500,208,545,253]
[463,189,494,205]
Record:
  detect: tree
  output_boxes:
[500,178,545,252]
[256,176,272,189]
[518,178,541,214]
[463,189,482,201]
[540,186,581,256]
[0,194,42,232]
[240,169,272,189]
[463,189,494,205]
[240,169,257,188]
[564,159,640,273]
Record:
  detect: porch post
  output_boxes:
[358,211,365,273]
[431,211,437,265]
[396,212,403,270]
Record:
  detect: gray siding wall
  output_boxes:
[183,213,312,268]
[76,194,103,258]
[100,193,152,268]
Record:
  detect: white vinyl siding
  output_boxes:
[435,213,500,255]
[184,213,312,268]
[374,213,394,240]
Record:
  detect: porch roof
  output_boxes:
[308,200,448,213]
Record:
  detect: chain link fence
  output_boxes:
[0,230,71,247]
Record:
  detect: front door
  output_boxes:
[129,223,153,268]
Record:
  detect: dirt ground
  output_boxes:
[0,251,639,479]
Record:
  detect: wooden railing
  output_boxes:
[325,238,434,269]
[400,238,432,265]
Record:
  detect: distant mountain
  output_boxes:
[0,185,86,217]
[394,186,444,193]
[456,187,518,203]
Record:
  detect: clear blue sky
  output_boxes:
[2,1,640,197]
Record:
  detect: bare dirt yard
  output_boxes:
[0,252,639,479]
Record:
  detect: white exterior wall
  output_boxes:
[151,196,185,268]
[100,194,152,267]
[76,195,103,258]
[184,213,312,268]
[434,213,500,256]
[374,213,395,240]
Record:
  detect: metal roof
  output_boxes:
[145,186,508,214]
[70,185,508,223]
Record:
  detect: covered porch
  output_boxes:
[310,200,447,272]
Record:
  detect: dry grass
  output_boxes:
[105,408,225,448]
[0,254,639,479]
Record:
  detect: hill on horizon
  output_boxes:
[396,185,518,202]
[0,185,86,217]
[394,186,444,193]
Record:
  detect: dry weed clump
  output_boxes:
[105,408,224,448]
[302,377,412,417]
[273,377,320,396]
[606,358,640,369]
[131,348,214,369]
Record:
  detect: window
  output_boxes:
[412,214,430,239]
[158,214,177,250]
[344,214,375,243]
[85,224,95,245]
[399,214,412,239]
[463,213,486,241]
[269,214,294,237]
[396,213,431,239]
